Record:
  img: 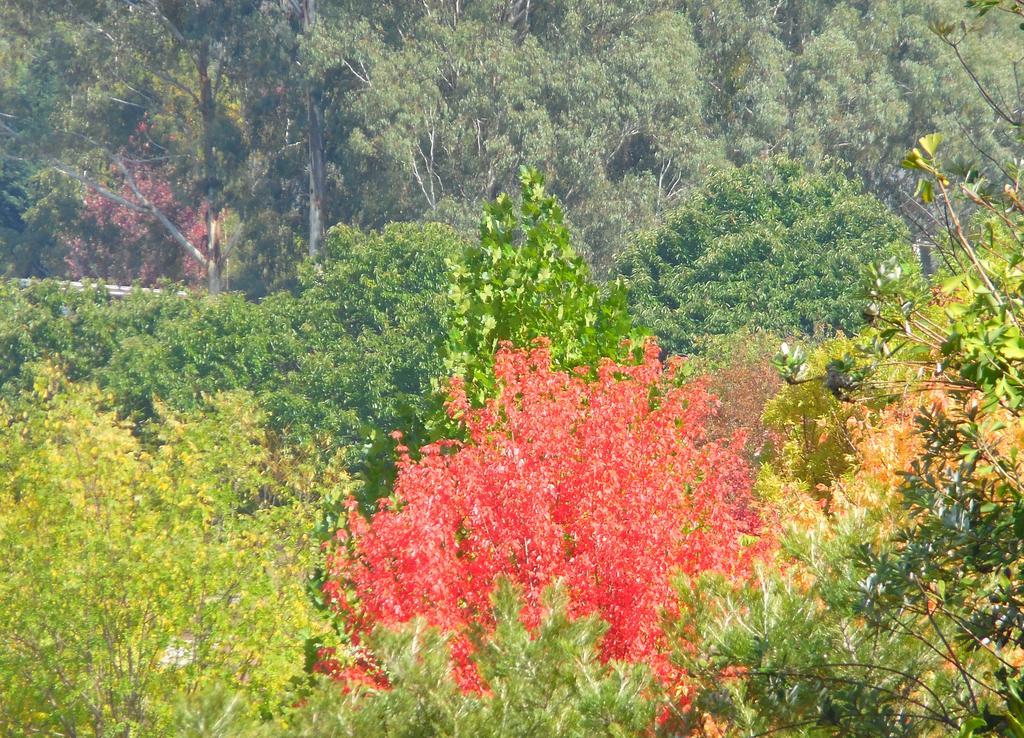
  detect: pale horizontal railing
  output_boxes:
[14,278,189,298]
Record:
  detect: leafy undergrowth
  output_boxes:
[320,340,774,712]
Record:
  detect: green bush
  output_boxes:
[614,158,913,355]
[176,582,660,738]
[266,221,461,456]
[0,279,193,391]
[0,221,463,468]
[445,167,643,407]
[0,369,346,736]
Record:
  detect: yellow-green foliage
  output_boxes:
[757,337,859,503]
[0,367,351,737]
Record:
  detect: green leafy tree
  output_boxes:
[307,0,1023,274]
[0,221,461,473]
[444,167,641,406]
[0,31,86,278]
[263,221,462,488]
[0,159,29,257]
[737,4,1024,729]
[0,279,195,393]
[0,370,345,736]
[615,158,912,355]
[686,0,1021,218]
[308,0,714,270]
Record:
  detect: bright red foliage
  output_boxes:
[322,340,771,695]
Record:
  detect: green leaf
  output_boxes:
[919,132,943,157]
[1003,337,1024,360]
[956,717,987,738]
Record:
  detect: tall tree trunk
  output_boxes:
[918,238,935,277]
[198,42,224,293]
[303,0,326,258]
[206,213,224,293]
[207,261,223,293]
[307,87,325,257]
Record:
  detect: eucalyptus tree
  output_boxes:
[686,0,1022,222]
[308,0,714,270]
[305,0,1022,272]
[0,0,297,292]
[4,0,1023,287]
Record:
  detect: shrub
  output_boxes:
[321,340,771,701]
[175,583,659,738]
[614,158,912,355]
[0,369,348,735]
[0,221,463,469]
[445,167,642,408]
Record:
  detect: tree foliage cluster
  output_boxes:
[0,370,345,736]
[320,339,769,704]
[1,0,1021,288]
[0,222,457,469]
[1,135,1020,738]
[616,158,913,354]
[6,1,1024,735]
[282,3,1024,734]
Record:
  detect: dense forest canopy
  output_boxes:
[616,158,914,354]
[4,1,1024,736]
[0,0,1021,288]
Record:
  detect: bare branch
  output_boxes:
[49,162,149,214]
[944,33,1021,127]
[110,156,209,266]
[341,57,371,86]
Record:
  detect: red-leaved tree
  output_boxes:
[321,339,772,698]
[65,159,207,286]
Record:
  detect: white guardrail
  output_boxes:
[14,278,188,297]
